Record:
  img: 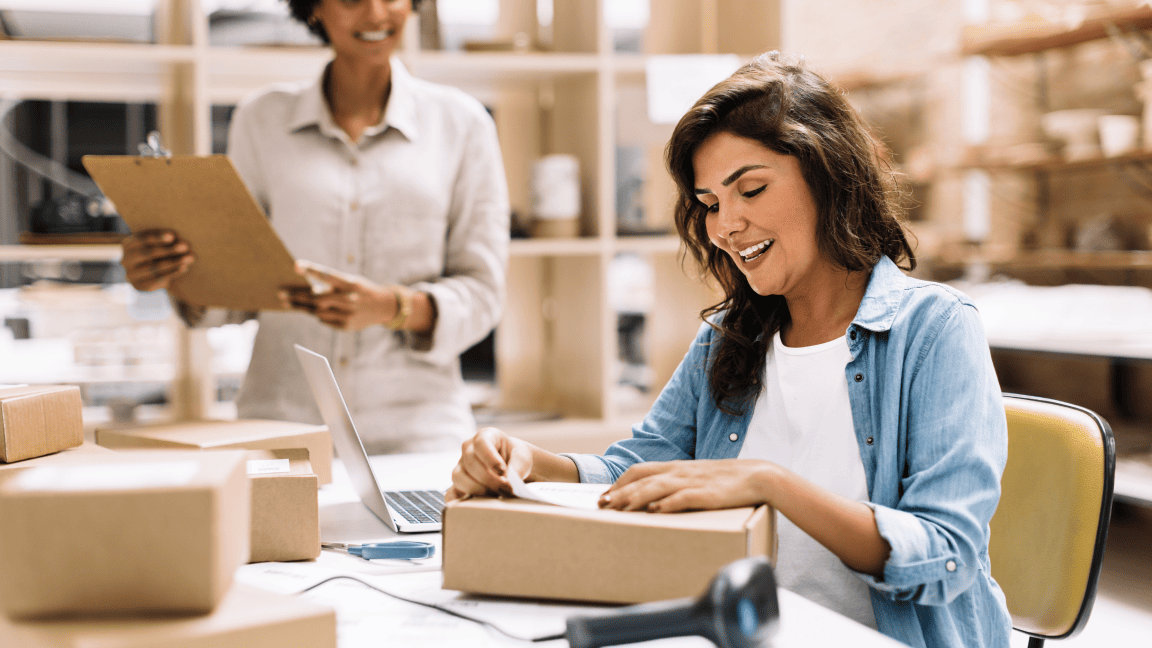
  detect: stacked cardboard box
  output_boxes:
[0,450,251,618]
[245,448,320,563]
[0,385,83,464]
[95,419,333,484]
[0,584,337,648]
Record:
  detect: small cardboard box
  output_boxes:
[0,583,337,648]
[246,449,320,563]
[95,419,333,484]
[0,385,83,463]
[442,496,775,604]
[0,450,250,619]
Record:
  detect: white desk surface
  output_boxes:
[235,452,904,648]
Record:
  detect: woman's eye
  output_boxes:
[742,185,766,199]
[703,203,719,213]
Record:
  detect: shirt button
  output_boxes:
[350,157,359,166]
[350,202,360,211]
[346,254,355,264]
[340,356,349,367]
[946,560,957,572]
[850,330,857,341]
[854,373,864,382]
[729,433,739,442]
[866,436,874,445]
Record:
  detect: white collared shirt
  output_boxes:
[205,58,509,452]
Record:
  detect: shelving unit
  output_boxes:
[960,4,1152,505]
[0,1,780,432]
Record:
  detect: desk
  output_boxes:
[234,452,904,647]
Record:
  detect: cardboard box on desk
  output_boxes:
[95,419,333,484]
[0,385,83,463]
[442,497,775,604]
[0,583,337,648]
[0,450,250,619]
[246,449,320,563]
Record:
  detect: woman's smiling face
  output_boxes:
[311,0,411,64]
[693,131,826,300]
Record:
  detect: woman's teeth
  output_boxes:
[357,30,393,41]
[739,240,773,262]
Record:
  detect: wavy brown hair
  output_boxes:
[666,51,915,415]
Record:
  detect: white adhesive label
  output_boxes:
[247,459,291,475]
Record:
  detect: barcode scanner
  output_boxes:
[565,556,779,648]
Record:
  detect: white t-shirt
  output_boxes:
[738,330,877,629]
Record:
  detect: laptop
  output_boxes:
[294,344,444,533]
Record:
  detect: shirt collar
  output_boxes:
[286,57,419,143]
[852,256,908,333]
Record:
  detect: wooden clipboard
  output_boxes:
[82,154,307,311]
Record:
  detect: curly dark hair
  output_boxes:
[285,0,423,44]
[665,51,915,416]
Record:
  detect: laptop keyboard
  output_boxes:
[384,490,445,525]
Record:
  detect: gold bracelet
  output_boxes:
[385,285,413,330]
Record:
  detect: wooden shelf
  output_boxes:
[963,5,1152,57]
[0,244,122,263]
[934,249,1152,270]
[963,146,1152,173]
[509,237,604,257]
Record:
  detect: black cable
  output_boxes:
[295,574,566,643]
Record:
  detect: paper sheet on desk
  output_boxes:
[506,472,608,510]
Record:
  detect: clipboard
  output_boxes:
[82,154,308,311]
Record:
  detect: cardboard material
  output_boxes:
[0,385,83,463]
[0,450,250,619]
[246,449,320,563]
[95,419,333,484]
[0,442,114,477]
[0,583,337,648]
[442,496,775,604]
[81,155,308,311]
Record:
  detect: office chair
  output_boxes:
[990,394,1116,648]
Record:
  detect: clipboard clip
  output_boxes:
[137,131,171,158]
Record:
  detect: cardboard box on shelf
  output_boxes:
[0,450,250,619]
[95,419,333,484]
[0,583,337,648]
[442,497,775,604]
[0,385,83,463]
[246,449,320,564]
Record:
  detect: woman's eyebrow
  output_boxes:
[694,164,768,195]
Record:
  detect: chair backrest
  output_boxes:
[990,394,1116,642]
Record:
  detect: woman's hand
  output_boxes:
[598,459,774,513]
[281,262,396,332]
[446,427,535,502]
[120,229,194,292]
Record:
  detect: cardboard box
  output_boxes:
[95,419,332,484]
[0,442,114,478]
[442,496,775,604]
[246,449,320,563]
[0,385,83,463]
[0,450,250,619]
[0,583,337,648]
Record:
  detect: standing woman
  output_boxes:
[120,0,509,453]
[448,52,1011,648]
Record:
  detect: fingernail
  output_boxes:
[647,503,660,513]
[494,465,505,476]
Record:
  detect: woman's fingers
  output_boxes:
[450,428,521,497]
[120,230,193,291]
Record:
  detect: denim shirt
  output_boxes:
[565,257,1012,648]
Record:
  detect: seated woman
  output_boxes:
[447,51,1011,648]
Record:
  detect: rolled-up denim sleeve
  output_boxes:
[561,321,714,484]
[857,302,1007,605]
